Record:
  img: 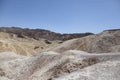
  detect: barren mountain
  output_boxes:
[0,27,93,41]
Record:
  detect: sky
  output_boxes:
[0,0,120,33]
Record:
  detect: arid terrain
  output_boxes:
[0,27,120,80]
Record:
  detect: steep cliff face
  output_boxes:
[0,27,93,41]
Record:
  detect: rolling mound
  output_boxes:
[0,50,120,80]
[53,29,120,53]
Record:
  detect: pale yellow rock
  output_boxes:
[0,32,59,55]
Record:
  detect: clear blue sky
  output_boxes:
[0,0,120,33]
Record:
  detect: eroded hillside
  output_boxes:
[0,28,120,80]
[53,29,120,53]
[0,32,59,55]
[0,50,120,80]
[0,27,94,55]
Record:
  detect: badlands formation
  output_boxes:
[0,32,59,56]
[0,28,120,80]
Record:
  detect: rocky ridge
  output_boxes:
[0,27,93,41]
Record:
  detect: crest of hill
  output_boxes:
[0,27,93,41]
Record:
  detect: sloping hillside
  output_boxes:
[0,28,120,80]
[53,29,120,53]
[0,50,120,80]
[0,27,93,55]
[0,28,119,55]
[0,32,59,55]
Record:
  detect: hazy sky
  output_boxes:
[0,0,120,33]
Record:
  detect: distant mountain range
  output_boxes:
[0,27,94,41]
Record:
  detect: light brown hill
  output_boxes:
[0,29,120,55]
[0,32,59,55]
[53,29,120,53]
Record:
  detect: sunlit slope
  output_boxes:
[53,29,120,53]
[0,32,59,55]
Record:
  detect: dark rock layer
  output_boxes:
[0,27,94,41]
